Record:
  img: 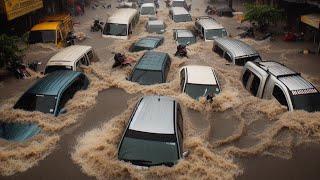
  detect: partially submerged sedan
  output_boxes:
[129,36,164,52]
[14,70,89,116]
[173,29,196,46]
[180,65,221,100]
[129,51,171,85]
[118,96,186,167]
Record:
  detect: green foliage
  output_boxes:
[0,34,25,68]
[243,3,285,31]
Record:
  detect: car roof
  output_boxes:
[107,8,138,24]
[47,45,92,66]
[129,96,176,134]
[31,22,60,31]
[214,38,259,58]
[148,20,164,25]
[197,18,224,30]
[254,61,318,93]
[173,0,185,2]
[135,36,163,47]
[171,7,189,15]
[141,3,155,7]
[27,70,82,96]
[183,65,218,85]
[176,29,194,37]
[135,51,168,71]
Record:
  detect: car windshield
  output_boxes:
[205,29,227,40]
[119,130,179,167]
[148,24,165,33]
[291,93,320,112]
[29,30,56,44]
[141,7,155,15]
[174,14,192,22]
[44,65,73,74]
[185,83,220,100]
[104,23,127,36]
[177,37,196,46]
[172,1,186,7]
[14,93,57,114]
[131,69,163,85]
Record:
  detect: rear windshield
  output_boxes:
[14,93,57,114]
[235,56,261,66]
[103,23,127,36]
[174,14,192,22]
[29,30,56,44]
[291,93,320,112]
[148,24,165,33]
[45,65,72,74]
[141,7,155,15]
[177,36,196,46]
[185,83,220,100]
[118,129,179,167]
[205,29,227,40]
[131,69,163,85]
[172,1,187,7]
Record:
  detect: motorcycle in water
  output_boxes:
[175,44,188,58]
[66,32,76,46]
[165,0,170,8]
[7,61,31,79]
[112,53,134,68]
[91,19,104,32]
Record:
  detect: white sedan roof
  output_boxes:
[182,65,218,85]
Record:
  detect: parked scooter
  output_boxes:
[112,53,134,68]
[91,19,104,32]
[7,61,31,79]
[175,44,188,58]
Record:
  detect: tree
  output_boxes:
[242,3,285,32]
[0,34,25,68]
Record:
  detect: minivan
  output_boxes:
[169,7,192,23]
[129,51,171,85]
[45,45,95,74]
[180,65,221,100]
[103,8,140,39]
[213,38,261,66]
[195,17,228,41]
[14,70,89,116]
[140,3,157,16]
[118,96,187,167]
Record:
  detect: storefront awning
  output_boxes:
[301,14,320,29]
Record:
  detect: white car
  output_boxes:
[140,3,157,16]
[180,65,221,100]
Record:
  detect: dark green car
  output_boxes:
[129,36,164,52]
[129,51,171,85]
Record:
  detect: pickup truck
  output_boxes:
[28,14,73,47]
[242,61,320,112]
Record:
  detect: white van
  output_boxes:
[140,3,157,16]
[103,8,140,39]
[44,45,94,74]
[169,7,192,23]
[195,17,228,41]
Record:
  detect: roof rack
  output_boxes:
[257,61,301,79]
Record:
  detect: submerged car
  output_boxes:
[14,71,89,116]
[0,121,41,141]
[173,29,196,46]
[129,36,164,52]
[195,16,228,41]
[180,65,221,100]
[129,51,171,85]
[118,96,186,167]
[169,7,192,23]
[146,19,166,34]
[140,3,157,16]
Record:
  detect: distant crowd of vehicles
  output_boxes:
[2,0,319,171]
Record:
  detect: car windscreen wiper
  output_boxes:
[122,158,152,165]
[150,161,175,167]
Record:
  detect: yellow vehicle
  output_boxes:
[28,14,73,47]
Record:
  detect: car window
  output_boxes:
[80,56,89,66]
[272,85,289,109]
[250,74,260,96]
[242,70,251,87]
[164,58,171,80]
[180,69,185,91]
[224,52,232,62]
[87,50,94,61]
[57,77,83,112]
[177,105,183,153]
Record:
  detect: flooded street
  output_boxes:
[1,0,320,179]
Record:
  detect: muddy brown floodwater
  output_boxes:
[1,88,137,180]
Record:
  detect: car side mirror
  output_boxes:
[183,150,190,158]
[59,108,67,115]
